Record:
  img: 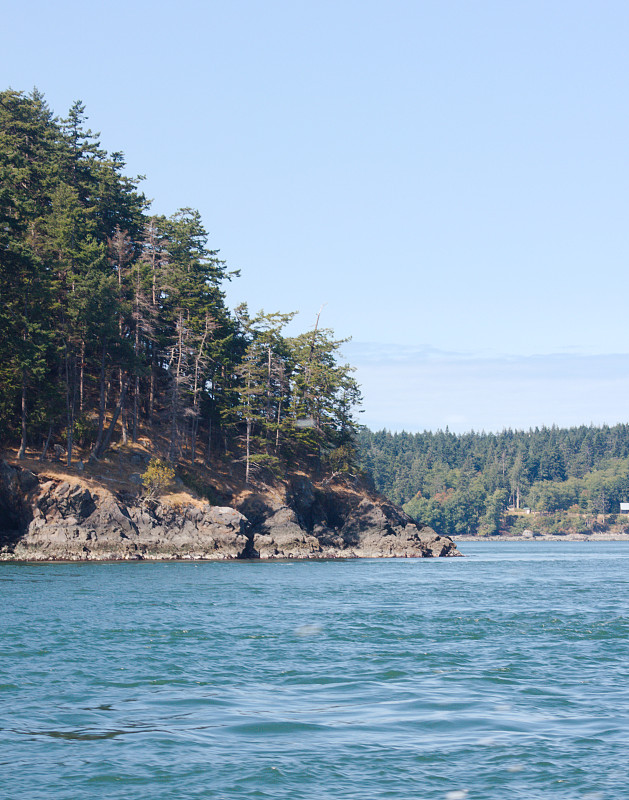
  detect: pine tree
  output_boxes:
[0,89,59,456]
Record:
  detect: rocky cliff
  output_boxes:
[0,461,460,561]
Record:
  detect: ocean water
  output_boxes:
[2,543,629,800]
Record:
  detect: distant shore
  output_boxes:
[454,533,629,542]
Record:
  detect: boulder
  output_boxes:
[252,506,322,559]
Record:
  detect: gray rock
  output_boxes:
[0,460,459,561]
[252,505,322,559]
[0,461,24,543]
[238,482,460,559]
[17,469,39,493]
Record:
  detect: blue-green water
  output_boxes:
[2,543,629,800]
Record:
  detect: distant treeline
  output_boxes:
[0,89,361,479]
[357,425,629,536]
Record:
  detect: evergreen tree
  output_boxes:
[0,88,364,483]
[0,89,58,456]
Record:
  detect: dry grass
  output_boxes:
[3,442,148,497]
[3,438,239,506]
[2,432,347,509]
[162,491,207,510]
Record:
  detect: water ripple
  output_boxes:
[2,542,629,799]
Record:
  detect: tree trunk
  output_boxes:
[168,315,184,462]
[90,344,107,463]
[190,316,211,465]
[191,416,198,464]
[120,407,128,444]
[265,345,272,450]
[39,424,53,461]
[119,369,128,445]
[149,347,156,425]
[275,401,281,453]
[132,259,140,444]
[205,401,213,466]
[93,377,128,460]
[79,339,85,413]
[133,375,139,443]
[245,417,251,485]
[64,345,75,468]
[17,372,27,460]
[149,241,158,425]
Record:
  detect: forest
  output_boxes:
[4,87,629,538]
[0,89,362,481]
[357,425,629,536]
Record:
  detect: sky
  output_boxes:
[4,0,629,433]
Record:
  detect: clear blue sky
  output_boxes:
[4,1,629,432]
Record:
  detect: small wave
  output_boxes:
[20,728,128,740]
[225,720,327,736]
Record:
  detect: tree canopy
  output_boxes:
[0,89,362,482]
[358,424,629,536]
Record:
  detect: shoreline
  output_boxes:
[453,533,629,542]
[0,460,460,561]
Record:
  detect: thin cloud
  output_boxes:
[344,342,629,433]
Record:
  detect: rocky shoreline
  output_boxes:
[454,533,629,542]
[0,461,460,561]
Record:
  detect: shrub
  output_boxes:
[326,444,356,473]
[141,458,175,499]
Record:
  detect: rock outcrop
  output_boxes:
[0,462,460,560]
[239,476,457,559]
